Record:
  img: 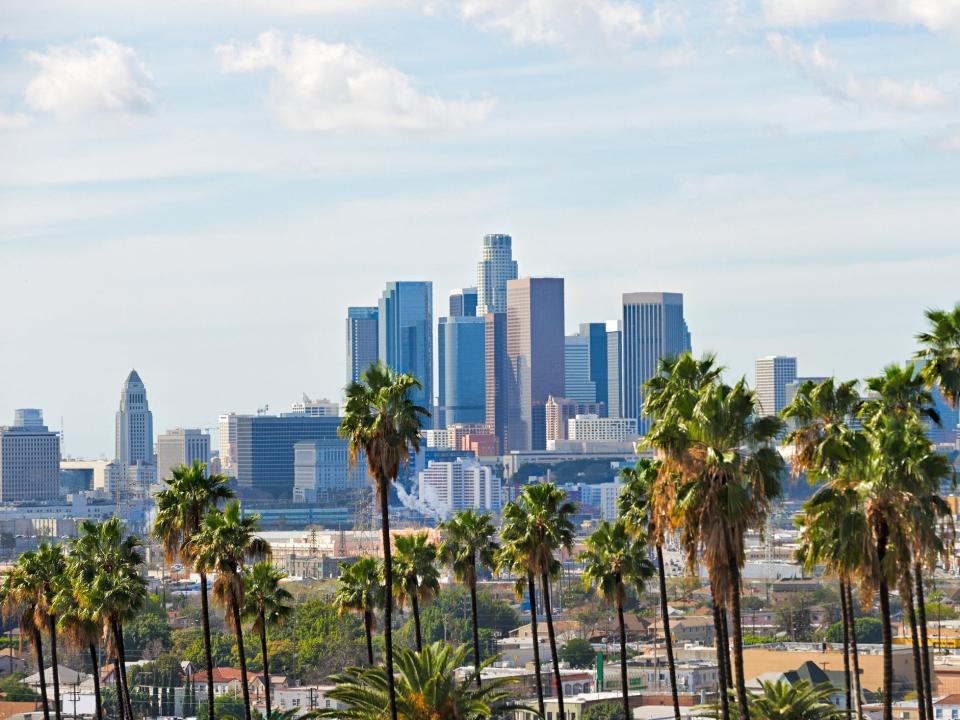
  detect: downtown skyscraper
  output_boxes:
[755,355,798,416]
[621,292,691,434]
[115,369,154,466]
[346,306,379,385]
[378,281,433,413]
[438,315,486,426]
[476,234,518,315]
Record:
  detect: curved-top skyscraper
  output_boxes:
[476,234,518,316]
[115,369,154,466]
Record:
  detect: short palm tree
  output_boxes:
[339,364,429,720]
[243,562,293,720]
[706,679,843,720]
[506,483,575,720]
[53,585,104,720]
[190,501,270,720]
[618,458,681,720]
[334,556,384,667]
[153,460,233,720]
[1,559,52,720]
[315,642,526,720]
[437,509,499,683]
[392,531,440,652]
[581,520,655,720]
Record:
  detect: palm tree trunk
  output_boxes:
[839,578,853,720]
[727,557,750,720]
[846,582,864,719]
[719,607,732,689]
[33,626,50,720]
[656,545,681,720]
[259,610,271,720]
[877,528,893,720]
[710,597,729,720]
[230,598,253,720]
[616,580,630,720]
[112,617,133,720]
[469,571,482,687]
[363,611,374,666]
[541,571,565,720]
[915,563,934,720]
[412,592,422,653]
[47,615,61,720]
[89,643,103,720]
[904,576,926,720]
[528,573,545,719]
[378,481,398,720]
[199,571,216,720]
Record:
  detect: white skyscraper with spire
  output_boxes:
[475,233,518,316]
[115,370,154,467]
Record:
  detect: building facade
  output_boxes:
[755,356,798,416]
[568,414,639,443]
[484,312,509,455]
[606,326,622,418]
[292,440,369,502]
[378,281,433,412]
[438,315,486,426]
[621,292,691,434]
[115,370,154,467]
[506,278,565,451]
[417,458,501,519]
[0,410,60,502]
[346,306,379,386]
[476,234,518,316]
[449,287,478,318]
[156,428,211,482]
[290,395,340,417]
[545,396,605,444]
[577,323,610,411]
[564,335,597,404]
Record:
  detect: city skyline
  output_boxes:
[4,2,960,456]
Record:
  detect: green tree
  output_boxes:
[124,613,172,657]
[333,557,384,667]
[190,501,270,720]
[0,674,41,702]
[315,642,525,720]
[437,509,499,682]
[392,531,440,652]
[242,562,293,720]
[339,364,429,720]
[824,617,882,645]
[153,460,234,720]
[559,638,595,669]
[197,693,247,720]
[582,701,623,720]
[581,520,655,720]
[706,679,844,720]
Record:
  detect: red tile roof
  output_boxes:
[190,667,262,683]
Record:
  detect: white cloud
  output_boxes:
[767,32,946,111]
[454,0,663,50]
[24,37,155,118]
[215,31,493,131]
[0,113,33,131]
[763,0,960,34]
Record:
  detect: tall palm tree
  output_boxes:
[153,460,234,720]
[916,303,960,408]
[242,561,293,720]
[505,483,575,720]
[581,520,655,720]
[618,458,681,720]
[53,580,104,720]
[190,501,270,720]
[652,375,784,720]
[334,557,384,667]
[437,509,499,683]
[0,558,51,720]
[496,508,545,719]
[339,363,429,720]
[70,518,147,720]
[315,642,526,720]
[392,531,440,652]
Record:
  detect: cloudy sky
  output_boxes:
[2,0,959,457]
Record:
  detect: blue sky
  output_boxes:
[2,0,959,457]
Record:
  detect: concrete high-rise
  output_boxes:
[564,335,597,404]
[293,440,370,503]
[449,287,478,318]
[484,312,509,455]
[438,316,486,426]
[506,277,565,451]
[607,326,622,418]
[346,307,379,386]
[115,370,154,466]
[621,293,691,434]
[0,410,60,502]
[156,428,211,482]
[378,282,433,412]
[755,356,798,416]
[476,234,518,316]
[417,458,501,520]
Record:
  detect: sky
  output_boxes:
[1,0,959,458]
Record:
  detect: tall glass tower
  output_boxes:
[115,369,154,466]
[476,234,518,316]
[438,316,486,426]
[621,293,691,434]
[346,306,379,385]
[378,281,433,413]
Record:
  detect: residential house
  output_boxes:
[663,616,715,646]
